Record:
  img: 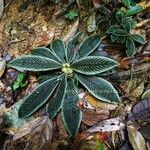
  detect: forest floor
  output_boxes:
[0,0,150,149]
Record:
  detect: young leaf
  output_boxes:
[122,0,131,7]
[62,80,82,137]
[130,34,145,44]
[126,37,135,57]
[113,29,127,36]
[79,36,101,58]
[111,35,118,42]
[31,47,61,62]
[72,56,118,75]
[122,21,131,32]
[18,77,59,118]
[8,56,61,72]
[65,10,78,20]
[107,25,120,34]
[47,75,67,119]
[127,5,143,16]
[66,32,82,63]
[116,10,124,23]
[51,39,66,62]
[75,74,121,103]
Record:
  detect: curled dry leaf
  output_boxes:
[129,81,144,98]
[5,116,53,150]
[87,117,125,132]
[128,99,150,124]
[127,125,147,150]
[82,108,109,126]
[86,94,118,110]
[0,58,6,78]
[63,19,79,42]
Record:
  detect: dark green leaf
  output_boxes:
[122,21,131,32]
[8,56,61,72]
[122,0,131,7]
[62,80,82,137]
[51,39,66,62]
[115,37,126,44]
[66,32,82,63]
[130,34,145,44]
[106,25,120,34]
[122,17,136,28]
[98,6,111,16]
[72,56,118,75]
[48,75,67,119]
[75,74,121,103]
[126,37,135,57]
[38,74,59,84]
[113,29,127,36]
[111,35,118,42]
[79,36,101,58]
[31,47,60,62]
[19,77,59,118]
[116,10,124,23]
[127,5,143,16]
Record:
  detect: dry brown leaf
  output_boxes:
[82,108,109,126]
[87,117,125,132]
[138,1,150,9]
[86,94,118,110]
[5,116,53,150]
[63,19,79,42]
[127,125,147,150]
[129,81,144,98]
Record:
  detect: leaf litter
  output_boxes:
[0,0,150,149]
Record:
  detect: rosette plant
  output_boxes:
[8,33,121,136]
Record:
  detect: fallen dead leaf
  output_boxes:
[0,58,6,78]
[86,93,118,110]
[87,117,125,132]
[127,125,147,150]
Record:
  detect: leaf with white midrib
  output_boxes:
[31,47,61,62]
[19,77,60,118]
[48,75,67,119]
[8,56,61,72]
[62,80,82,137]
[71,56,118,75]
[75,73,121,103]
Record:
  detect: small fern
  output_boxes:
[7,33,121,136]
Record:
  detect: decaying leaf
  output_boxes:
[87,13,96,33]
[0,58,6,78]
[63,19,79,42]
[129,81,144,98]
[82,108,109,126]
[5,116,53,150]
[139,123,150,140]
[127,125,147,150]
[86,94,118,110]
[87,117,125,132]
[128,99,150,124]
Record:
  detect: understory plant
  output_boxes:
[97,0,145,57]
[8,33,120,136]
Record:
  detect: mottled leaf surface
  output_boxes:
[8,56,61,71]
[72,56,118,75]
[51,39,66,62]
[31,47,61,62]
[79,36,100,58]
[48,75,67,119]
[75,74,120,103]
[19,77,59,118]
[62,80,82,137]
